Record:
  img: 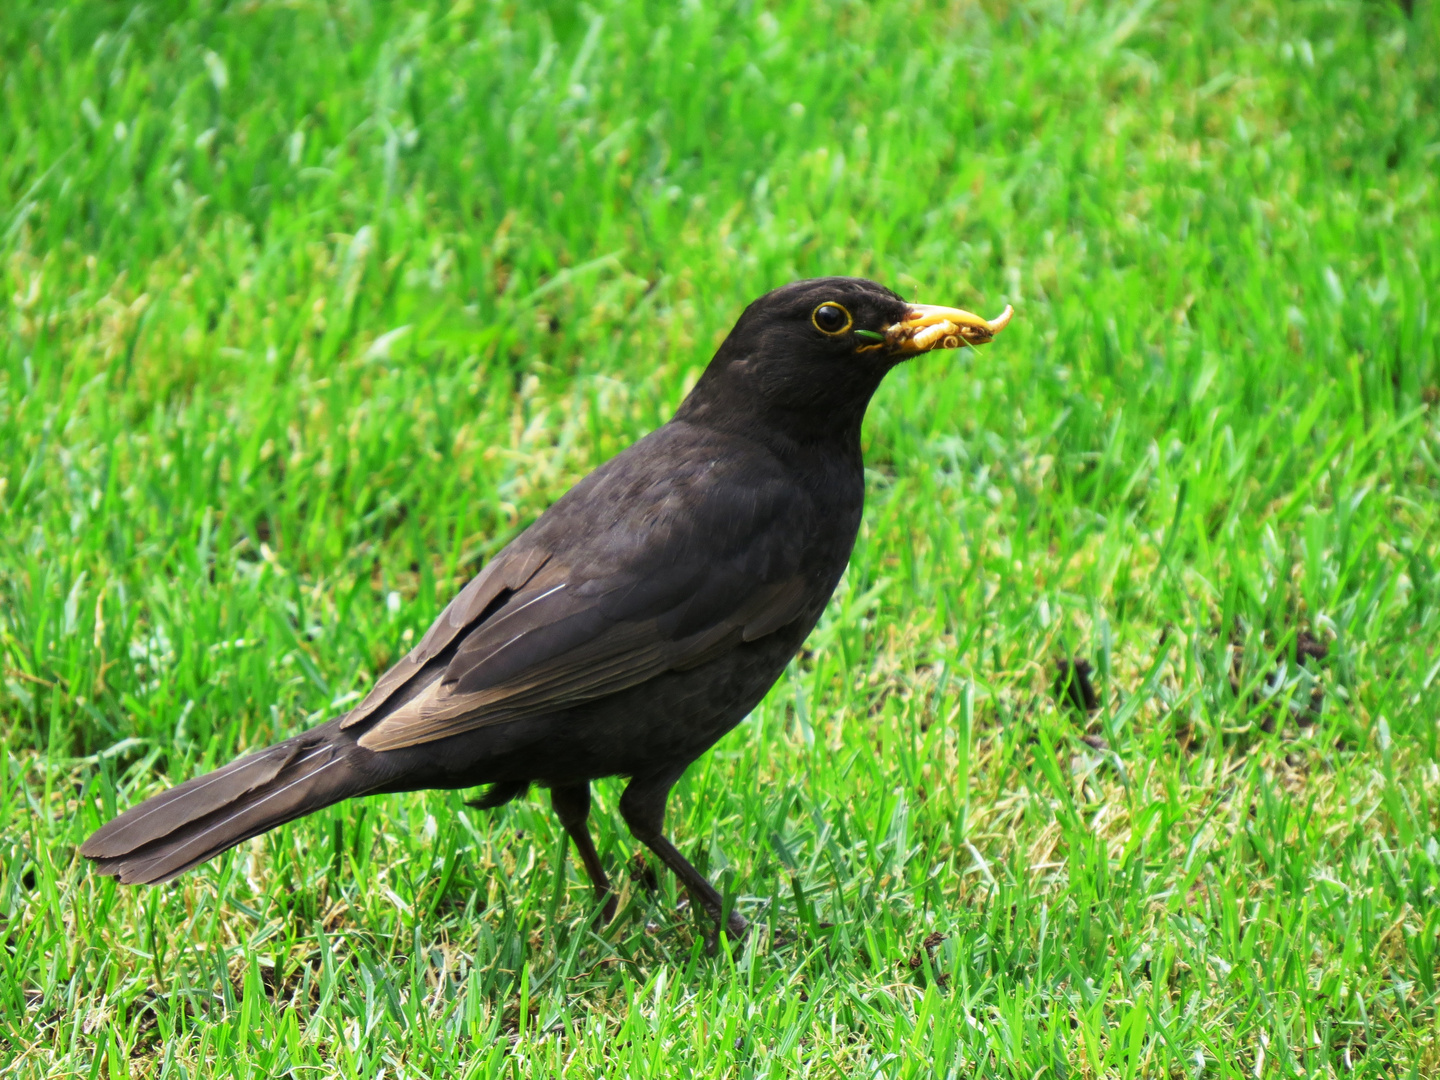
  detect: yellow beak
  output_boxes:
[881,303,1014,354]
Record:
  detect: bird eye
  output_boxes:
[811,303,853,336]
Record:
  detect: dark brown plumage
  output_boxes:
[81,277,1011,942]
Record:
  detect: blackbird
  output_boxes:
[82,277,1012,941]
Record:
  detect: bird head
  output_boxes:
[682,276,1013,440]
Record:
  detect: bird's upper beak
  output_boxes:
[882,303,1014,355]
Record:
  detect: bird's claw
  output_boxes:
[702,909,749,955]
[594,892,618,926]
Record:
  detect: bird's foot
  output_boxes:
[726,910,748,940]
[703,909,749,956]
[596,891,618,925]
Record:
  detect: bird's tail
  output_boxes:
[80,723,370,885]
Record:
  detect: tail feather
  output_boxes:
[81,742,301,859]
[81,727,368,885]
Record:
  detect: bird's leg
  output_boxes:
[619,772,748,949]
[550,782,617,922]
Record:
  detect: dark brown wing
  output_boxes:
[340,424,820,752]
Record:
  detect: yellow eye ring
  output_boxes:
[811,303,853,336]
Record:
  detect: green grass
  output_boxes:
[3,0,1439,1074]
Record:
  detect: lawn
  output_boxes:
[2,0,1439,1075]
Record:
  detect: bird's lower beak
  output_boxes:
[882,303,1014,355]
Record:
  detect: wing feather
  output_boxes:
[341,547,553,730]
